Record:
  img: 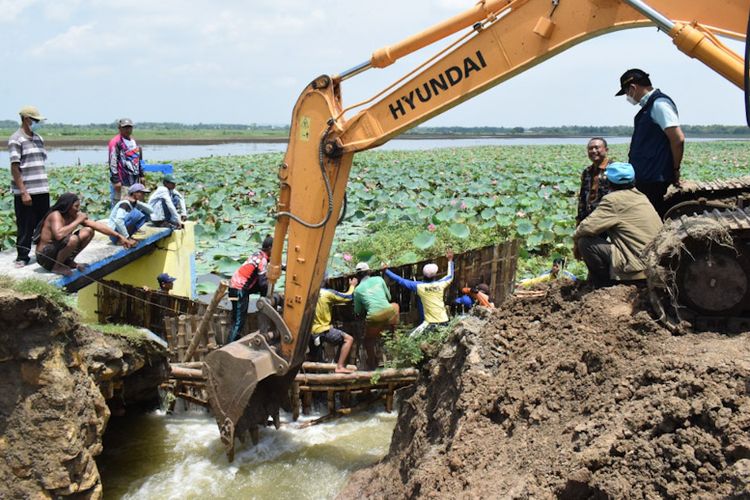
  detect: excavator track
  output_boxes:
[645,206,750,332]
[663,176,750,219]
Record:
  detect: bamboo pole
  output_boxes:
[296,395,382,429]
[295,368,417,384]
[300,362,358,372]
[171,361,205,370]
[297,380,416,391]
[170,366,206,380]
[184,281,228,362]
[176,392,208,407]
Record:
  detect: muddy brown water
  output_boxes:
[97,409,396,499]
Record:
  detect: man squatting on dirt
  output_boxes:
[385,250,455,337]
[33,193,134,276]
[310,275,359,373]
[573,162,662,288]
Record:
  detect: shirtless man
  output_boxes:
[34,192,134,275]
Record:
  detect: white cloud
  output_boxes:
[0,0,37,23]
[29,23,116,57]
[42,0,84,21]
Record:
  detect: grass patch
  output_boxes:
[382,317,459,368]
[0,275,75,309]
[88,323,150,346]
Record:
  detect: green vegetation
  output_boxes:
[0,275,74,308]
[88,323,150,346]
[1,141,749,282]
[0,121,289,142]
[382,318,458,368]
[1,122,749,142]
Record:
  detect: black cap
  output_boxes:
[262,235,273,250]
[615,69,650,96]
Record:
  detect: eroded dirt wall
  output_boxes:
[0,291,168,499]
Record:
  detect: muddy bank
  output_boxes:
[0,290,168,499]
[343,284,750,498]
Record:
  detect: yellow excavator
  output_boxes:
[203,0,750,460]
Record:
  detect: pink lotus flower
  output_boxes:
[428,223,437,232]
[247,190,256,197]
[343,253,352,262]
[460,201,467,210]
[450,199,457,206]
[491,180,498,185]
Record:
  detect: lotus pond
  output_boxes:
[2,142,749,285]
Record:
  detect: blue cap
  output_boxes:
[157,273,176,283]
[606,162,635,185]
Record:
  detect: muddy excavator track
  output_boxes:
[645,204,750,332]
[663,176,750,219]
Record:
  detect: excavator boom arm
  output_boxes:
[206,0,749,460]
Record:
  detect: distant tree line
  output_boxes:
[1,120,748,137]
[408,124,750,137]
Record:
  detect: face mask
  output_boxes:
[30,121,42,132]
[626,95,638,106]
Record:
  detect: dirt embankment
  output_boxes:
[0,291,168,499]
[343,284,750,499]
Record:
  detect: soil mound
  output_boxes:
[0,290,168,499]
[342,284,750,498]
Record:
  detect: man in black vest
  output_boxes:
[616,69,685,217]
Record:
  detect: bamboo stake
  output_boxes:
[176,316,187,362]
[292,382,301,421]
[184,281,228,362]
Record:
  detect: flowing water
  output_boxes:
[98,408,396,499]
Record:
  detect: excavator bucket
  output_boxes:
[203,297,294,461]
[203,333,292,461]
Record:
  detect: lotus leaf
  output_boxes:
[413,231,436,250]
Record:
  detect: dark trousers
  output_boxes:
[636,181,669,218]
[14,193,50,263]
[228,287,251,343]
[578,235,614,288]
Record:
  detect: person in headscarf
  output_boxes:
[33,192,134,275]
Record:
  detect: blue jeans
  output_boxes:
[110,208,149,243]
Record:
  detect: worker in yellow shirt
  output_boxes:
[311,275,358,373]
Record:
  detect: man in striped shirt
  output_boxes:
[8,106,50,267]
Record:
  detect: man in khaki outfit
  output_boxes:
[573,162,662,288]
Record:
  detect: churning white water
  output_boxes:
[99,409,396,499]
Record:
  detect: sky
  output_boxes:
[1,0,747,128]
